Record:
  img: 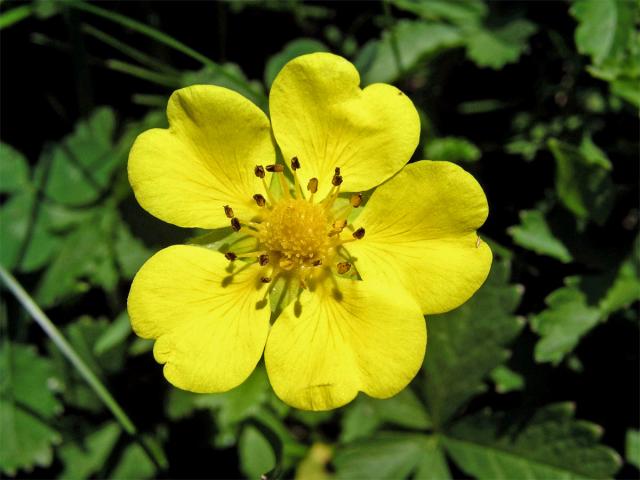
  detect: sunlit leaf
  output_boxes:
[627,430,640,469]
[109,442,156,480]
[391,0,487,26]
[465,19,537,69]
[490,365,525,394]
[424,137,481,163]
[508,210,573,263]
[239,424,277,479]
[0,143,30,194]
[58,422,121,480]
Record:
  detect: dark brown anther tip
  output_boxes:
[266,164,284,173]
[350,193,363,208]
[253,193,266,207]
[230,217,241,232]
[307,177,319,193]
[334,167,341,175]
[337,262,351,274]
[312,259,322,266]
[291,156,300,170]
[260,276,272,283]
[259,254,269,266]
[332,174,343,187]
[223,205,234,218]
[352,227,365,239]
[225,252,237,261]
[254,165,265,178]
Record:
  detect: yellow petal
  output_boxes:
[347,161,492,314]
[128,85,275,229]
[265,275,426,411]
[269,53,420,199]
[128,245,270,392]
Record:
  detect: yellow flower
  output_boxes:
[127,53,492,411]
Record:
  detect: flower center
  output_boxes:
[222,158,365,289]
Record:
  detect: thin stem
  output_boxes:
[0,265,137,435]
[0,4,33,30]
[132,93,168,107]
[105,59,181,88]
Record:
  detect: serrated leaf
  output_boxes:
[424,137,481,163]
[335,433,448,480]
[264,38,328,88]
[58,422,121,480]
[239,424,277,479]
[444,403,622,479]
[465,19,537,69]
[627,430,640,469]
[490,365,525,393]
[114,221,152,279]
[355,20,463,84]
[530,277,603,364]
[422,258,523,425]
[93,311,132,356]
[0,343,62,475]
[597,237,640,315]
[508,210,573,263]
[391,0,487,26]
[109,443,156,480]
[548,137,615,225]
[340,389,431,442]
[0,143,30,193]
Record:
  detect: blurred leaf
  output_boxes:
[422,258,524,425]
[548,137,615,225]
[424,137,481,163]
[109,442,156,480]
[295,443,333,480]
[340,389,431,442]
[627,430,640,469]
[0,143,30,193]
[465,19,537,69]
[489,365,525,394]
[444,403,622,479]
[58,422,121,480]
[239,424,277,479]
[597,238,640,315]
[0,343,62,476]
[114,221,152,279]
[611,76,640,107]
[335,432,449,480]
[264,38,328,88]
[571,0,634,66]
[530,277,602,365]
[391,0,487,26]
[36,108,120,207]
[94,311,132,356]
[508,210,573,263]
[355,20,463,84]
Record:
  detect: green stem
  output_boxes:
[0,265,136,434]
[132,93,168,107]
[0,4,33,30]
[105,59,181,88]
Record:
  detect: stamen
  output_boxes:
[291,157,304,199]
[352,227,365,239]
[307,178,318,194]
[254,165,266,178]
[312,259,322,266]
[230,217,241,232]
[253,194,266,207]
[266,164,284,173]
[225,252,237,261]
[291,156,300,170]
[224,205,234,218]
[259,254,269,266]
[261,276,272,283]
[337,262,351,274]
[350,193,363,208]
[332,167,343,187]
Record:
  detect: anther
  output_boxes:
[350,193,363,208]
[307,178,318,193]
[353,227,365,239]
[291,156,300,170]
[230,218,241,232]
[261,276,272,283]
[266,164,284,173]
[332,170,343,186]
[253,194,266,207]
[225,252,237,261]
[259,254,269,266]
[333,219,347,231]
[224,205,234,218]
[254,165,265,178]
[312,259,322,266]
[337,262,351,274]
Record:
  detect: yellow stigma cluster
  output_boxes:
[224,160,365,288]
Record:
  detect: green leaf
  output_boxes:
[114,221,152,279]
[36,107,120,207]
[530,278,603,365]
[548,137,615,225]
[0,343,62,476]
[335,433,449,480]
[598,239,640,315]
[0,143,30,193]
[355,20,463,84]
[109,442,156,480]
[341,389,431,442]
[490,365,525,393]
[58,422,121,480]
[571,0,635,66]
[94,311,132,356]
[424,137,481,163]
[444,403,622,479]
[508,210,573,263]
[390,0,487,26]
[465,19,537,69]
[264,38,328,88]
[422,258,524,425]
[239,424,277,479]
[627,430,640,469]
